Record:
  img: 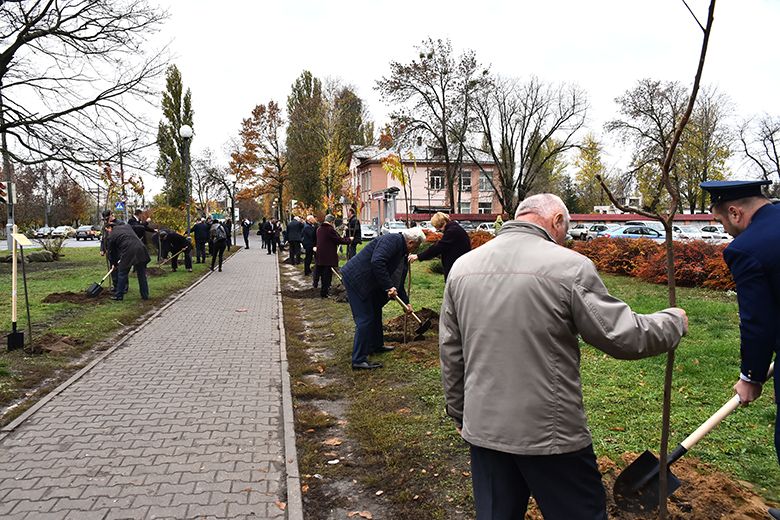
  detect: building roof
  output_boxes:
[350,144,495,166]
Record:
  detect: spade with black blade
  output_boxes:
[86,266,115,298]
[614,362,775,512]
[392,295,431,336]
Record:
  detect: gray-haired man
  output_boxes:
[440,194,688,519]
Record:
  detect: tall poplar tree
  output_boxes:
[286,71,325,209]
[156,65,194,207]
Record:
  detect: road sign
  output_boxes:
[115,201,125,211]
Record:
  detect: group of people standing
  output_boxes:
[191,217,233,272]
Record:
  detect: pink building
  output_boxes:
[348,144,500,226]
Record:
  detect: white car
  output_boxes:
[476,222,496,235]
[568,223,589,240]
[361,223,377,241]
[700,224,730,241]
[380,221,408,235]
[50,225,76,238]
[672,225,706,241]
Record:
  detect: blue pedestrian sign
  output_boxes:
[115,201,125,212]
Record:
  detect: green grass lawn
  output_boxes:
[0,246,237,424]
[377,256,780,501]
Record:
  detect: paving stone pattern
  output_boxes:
[0,248,289,519]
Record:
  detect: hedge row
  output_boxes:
[572,238,735,290]
[422,229,494,250]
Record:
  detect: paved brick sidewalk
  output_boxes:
[0,247,297,519]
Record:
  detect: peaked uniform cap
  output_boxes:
[700,180,771,206]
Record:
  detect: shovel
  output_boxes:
[86,266,115,297]
[614,362,775,512]
[393,295,431,336]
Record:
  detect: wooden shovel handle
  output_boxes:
[394,294,422,324]
[681,362,774,450]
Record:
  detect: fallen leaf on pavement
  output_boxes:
[348,511,373,519]
[323,437,343,446]
[275,500,287,511]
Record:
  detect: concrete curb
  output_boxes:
[275,256,304,520]
[0,250,239,443]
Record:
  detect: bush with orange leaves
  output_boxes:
[420,228,494,250]
[572,238,734,290]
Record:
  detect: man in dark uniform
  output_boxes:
[346,207,362,260]
[127,209,150,244]
[286,216,304,264]
[241,217,253,249]
[100,210,120,291]
[106,221,150,301]
[159,230,193,272]
[192,218,210,263]
[302,215,317,277]
[701,180,780,520]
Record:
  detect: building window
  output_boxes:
[479,171,493,192]
[459,171,472,192]
[429,170,444,191]
[478,202,492,214]
[459,202,471,214]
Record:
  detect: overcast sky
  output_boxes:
[144,0,779,194]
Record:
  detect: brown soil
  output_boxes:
[383,307,439,341]
[31,333,84,355]
[42,290,112,304]
[524,454,771,519]
[146,266,166,276]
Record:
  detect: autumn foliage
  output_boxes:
[572,238,734,290]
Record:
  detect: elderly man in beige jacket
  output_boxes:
[440,194,688,519]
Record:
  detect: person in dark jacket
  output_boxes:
[302,215,318,277]
[192,218,210,263]
[268,218,281,255]
[341,229,424,369]
[701,181,780,481]
[106,222,150,301]
[210,220,228,271]
[286,216,305,265]
[241,217,254,249]
[409,212,471,280]
[346,207,362,260]
[100,210,119,290]
[159,230,193,272]
[315,214,351,298]
[259,217,270,251]
[224,218,233,247]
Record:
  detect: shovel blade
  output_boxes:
[613,450,681,513]
[414,318,432,336]
[7,331,24,352]
[85,283,103,297]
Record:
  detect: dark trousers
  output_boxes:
[211,239,226,270]
[318,265,333,297]
[195,241,207,263]
[243,230,250,248]
[304,247,315,275]
[344,283,385,365]
[469,443,607,520]
[347,243,358,260]
[268,237,278,254]
[115,263,149,300]
[289,241,302,264]
[170,247,192,271]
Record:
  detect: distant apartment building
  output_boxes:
[347,144,500,225]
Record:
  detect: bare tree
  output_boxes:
[739,114,780,195]
[466,76,587,214]
[597,1,717,516]
[376,37,486,211]
[0,0,167,230]
[191,148,219,216]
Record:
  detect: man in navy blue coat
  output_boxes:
[341,228,424,370]
[701,180,780,473]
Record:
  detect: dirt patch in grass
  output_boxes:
[32,333,85,355]
[42,291,112,304]
[146,266,167,276]
[383,307,439,341]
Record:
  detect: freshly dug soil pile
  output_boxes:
[146,267,166,276]
[383,308,439,341]
[32,333,84,354]
[527,454,771,520]
[330,284,348,303]
[281,287,321,299]
[43,291,111,304]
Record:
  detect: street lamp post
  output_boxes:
[179,125,194,236]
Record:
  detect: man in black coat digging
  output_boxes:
[159,230,193,272]
[106,222,150,301]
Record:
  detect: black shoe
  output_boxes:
[373,346,395,354]
[352,361,382,370]
[109,296,123,301]
[218,268,222,272]
[769,508,780,520]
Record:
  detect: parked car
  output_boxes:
[568,223,589,240]
[458,220,477,232]
[380,221,408,235]
[700,224,730,241]
[586,224,620,240]
[50,225,76,238]
[672,225,705,241]
[361,223,377,241]
[34,226,54,238]
[75,225,101,241]
[601,225,665,241]
[475,222,496,235]
[624,220,664,231]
